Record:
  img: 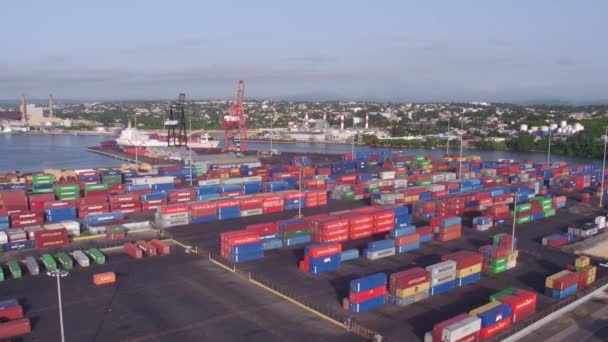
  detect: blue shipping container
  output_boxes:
[262,239,283,250]
[84,212,124,225]
[348,295,386,313]
[2,240,35,252]
[430,280,456,296]
[284,235,311,246]
[309,253,341,267]
[350,273,387,293]
[477,304,513,328]
[368,239,395,252]
[0,299,19,310]
[191,215,217,223]
[341,249,360,261]
[457,272,481,287]
[397,242,420,253]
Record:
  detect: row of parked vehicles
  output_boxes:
[0,248,106,280]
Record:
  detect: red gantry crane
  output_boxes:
[223,80,247,151]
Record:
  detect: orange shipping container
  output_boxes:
[94,272,116,286]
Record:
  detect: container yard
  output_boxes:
[2,150,608,341]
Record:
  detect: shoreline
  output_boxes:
[24,131,118,137]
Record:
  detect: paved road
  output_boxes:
[1,250,362,342]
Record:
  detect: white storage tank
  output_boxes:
[531,126,539,131]
[560,120,567,128]
[520,124,528,131]
[540,126,549,132]
[550,123,558,130]
[574,123,584,131]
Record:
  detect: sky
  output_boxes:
[1,0,607,102]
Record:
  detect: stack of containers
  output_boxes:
[472,216,492,231]
[246,222,282,250]
[279,219,311,246]
[155,205,190,228]
[284,192,305,210]
[372,209,395,234]
[101,170,123,185]
[442,251,483,287]
[391,224,420,253]
[485,204,510,226]
[140,192,168,212]
[479,245,508,275]
[428,314,481,342]
[9,212,44,228]
[167,189,196,203]
[347,214,374,240]
[83,212,124,234]
[299,242,342,274]
[432,216,462,242]
[32,175,54,194]
[490,289,537,324]
[0,215,9,230]
[310,217,349,243]
[553,195,566,209]
[220,230,263,263]
[426,260,457,296]
[84,184,109,199]
[492,234,519,269]
[542,234,569,247]
[389,268,430,306]
[55,184,80,200]
[264,181,290,192]
[469,302,513,339]
[239,197,263,217]
[195,181,220,201]
[190,202,217,223]
[364,239,395,260]
[416,225,433,242]
[109,193,141,216]
[44,207,77,223]
[576,263,597,290]
[217,199,240,220]
[511,202,532,224]
[261,194,284,214]
[348,273,387,313]
[545,270,578,299]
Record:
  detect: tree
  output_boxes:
[510,134,535,152]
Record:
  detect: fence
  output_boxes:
[171,237,384,342]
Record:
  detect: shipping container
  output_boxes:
[124,243,143,259]
[0,305,24,321]
[87,248,106,264]
[40,254,58,272]
[7,260,21,279]
[23,256,39,276]
[150,239,171,255]
[72,250,90,267]
[54,252,73,270]
[0,318,31,340]
[93,272,116,285]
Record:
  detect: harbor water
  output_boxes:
[0,134,599,173]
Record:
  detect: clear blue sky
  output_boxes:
[1,0,607,102]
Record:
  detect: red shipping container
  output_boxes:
[349,285,386,304]
[111,201,140,210]
[246,222,279,235]
[43,200,76,209]
[395,234,420,247]
[106,233,125,240]
[0,305,24,320]
[109,194,138,204]
[10,217,44,228]
[442,251,483,269]
[390,268,430,289]
[499,291,537,323]
[240,197,264,210]
[28,201,46,211]
[350,229,373,240]
[216,199,240,208]
[34,228,69,249]
[416,226,433,236]
[438,231,461,242]
[136,240,157,256]
[221,232,260,246]
[115,207,141,215]
[433,314,471,341]
[79,203,109,212]
[28,193,55,204]
[160,205,189,215]
[0,318,31,340]
[150,239,171,255]
[479,317,511,339]
[124,243,143,259]
[552,272,579,291]
[306,243,342,258]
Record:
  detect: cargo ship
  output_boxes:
[115,125,220,149]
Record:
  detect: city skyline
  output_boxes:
[1,1,607,102]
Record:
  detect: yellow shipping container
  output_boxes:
[405,195,420,202]
[545,270,571,289]
[395,282,431,298]
[575,256,590,269]
[470,301,501,316]
[456,264,482,279]
[507,250,519,262]
[582,265,596,276]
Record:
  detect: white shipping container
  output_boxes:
[241,209,263,217]
[123,221,151,230]
[131,176,175,185]
[88,226,107,235]
[312,175,329,180]
[595,216,606,229]
[198,179,221,186]
[427,184,446,192]
[0,231,7,244]
[8,229,27,242]
[424,332,432,342]
[24,226,44,239]
[507,260,517,269]
[426,260,457,276]
[394,179,408,189]
[380,171,395,180]
[442,316,482,342]
[366,247,396,260]
[430,272,456,286]
[72,250,90,267]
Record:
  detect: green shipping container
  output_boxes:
[0,267,4,282]
[108,226,126,234]
[55,184,80,192]
[494,178,503,184]
[489,287,518,302]
[492,233,508,245]
[33,187,54,194]
[416,180,432,186]
[516,216,531,224]
[491,257,507,267]
[41,254,58,272]
[541,203,552,210]
[32,175,54,185]
[284,229,311,239]
[515,203,532,212]
[414,156,425,161]
[87,248,106,264]
[102,178,122,185]
[57,194,79,200]
[85,184,109,192]
[544,208,556,217]
[342,191,354,200]
[55,252,73,270]
[7,261,21,279]
[490,264,507,274]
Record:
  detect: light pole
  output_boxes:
[188,109,193,186]
[511,192,519,251]
[600,128,608,208]
[134,112,140,165]
[270,111,274,156]
[446,116,451,155]
[297,166,303,218]
[48,270,69,342]
[351,136,355,160]
[547,128,552,165]
[459,119,464,179]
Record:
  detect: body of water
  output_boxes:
[0,135,599,173]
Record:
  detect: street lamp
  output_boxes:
[351,136,355,160]
[134,112,140,165]
[446,115,451,155]
[600,128,608,208]
[459,119,464,179]
[297,166,303,218]
[547,127,552,165]
[47,270,69,342]
[188,108,193,186]
[270,111,274,156]
[511,191,519,251]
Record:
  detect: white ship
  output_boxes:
[116,123,220,148]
